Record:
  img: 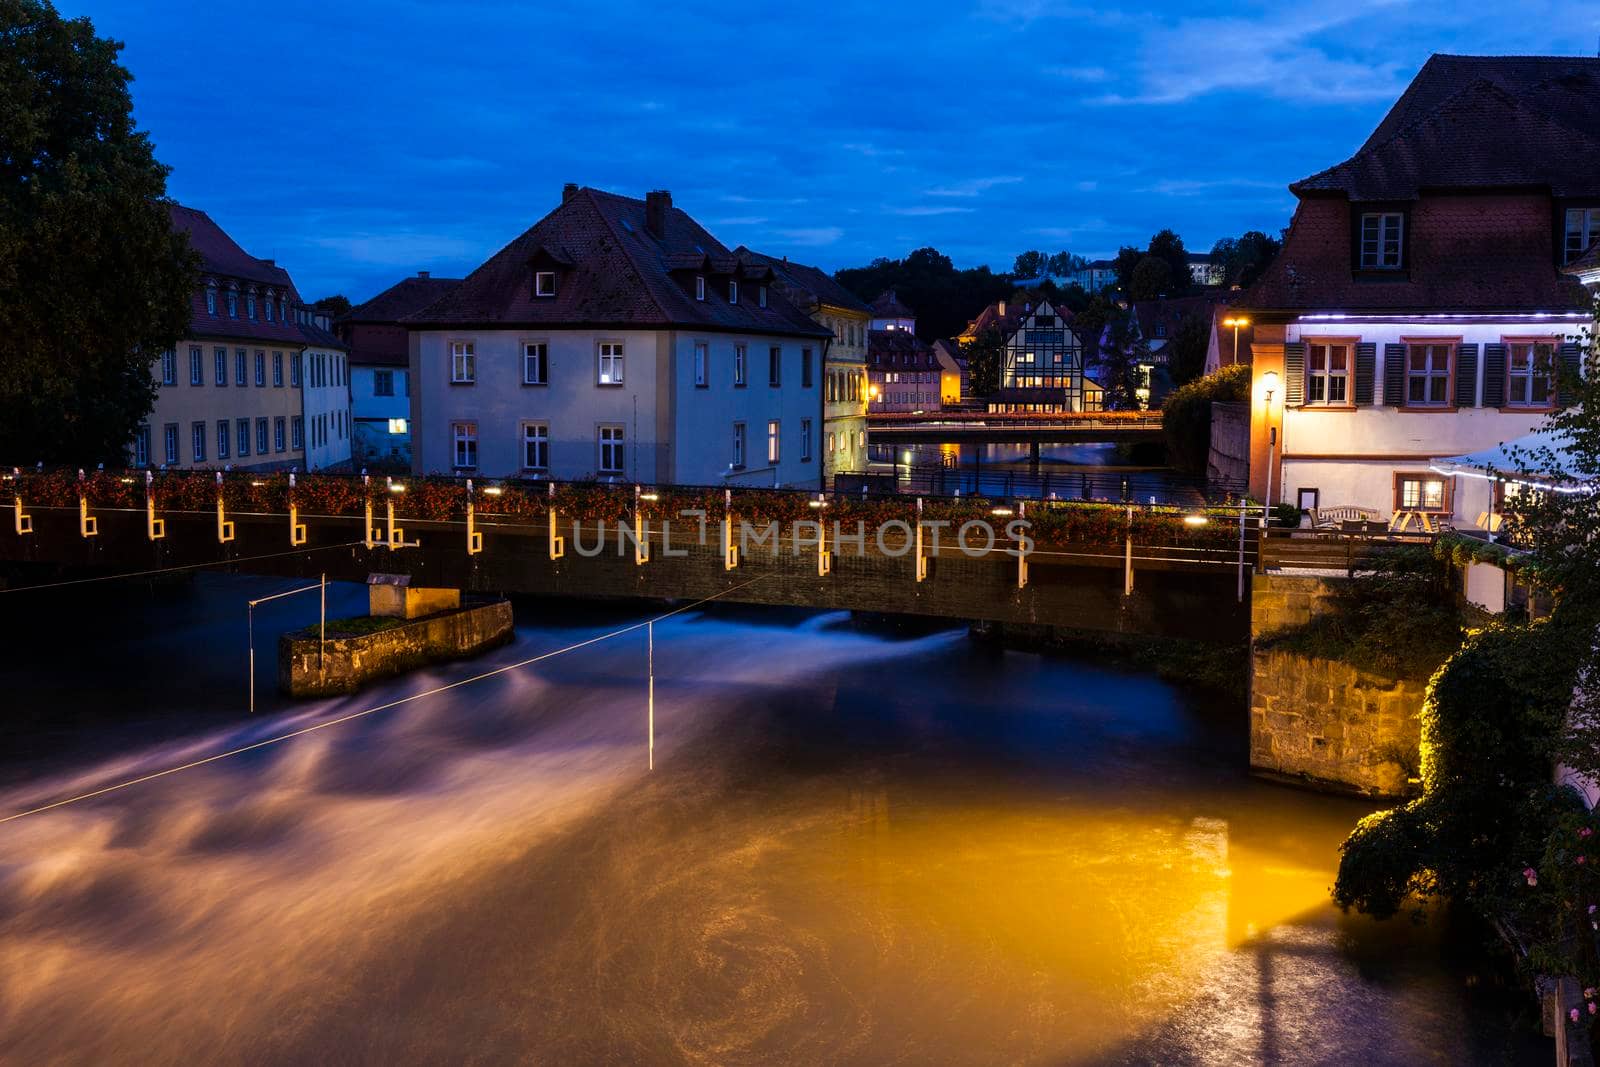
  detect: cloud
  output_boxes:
[308,231,483,267]
[887,206,977,217]
[775,227,844,246]
[707,216,768,226]
[925,176,1023,197]
[1141,178,1287,196]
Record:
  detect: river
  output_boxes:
[0,574,1546,1064]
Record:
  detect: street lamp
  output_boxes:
[1222,316,1250,365]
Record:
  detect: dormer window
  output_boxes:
[205,284,217,315]
[226,289,238,318]
[535,271,557,297]
[246,292,257,320]
[695,275,706,301]
[1564,207,1600,264]
[1359,212,1403,269]
[729,279,738,304]
[264,292,274,322]
[759,285,768,308]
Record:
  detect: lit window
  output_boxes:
[1405,343,1451,407]
[452,421,478,469]
[1565,208,1600,264]
[388,418,407,434]
[450,341,476,384]
[1305,342,1349,405]
[598,341,624,385]
[1359,212,1403,269]
[522,422,549,471]
[523,341,548,385]
[767,419,780,464]
[1507,341,1555,407]
[599,425,625,474]
[694,342,708,387]
[695,275,706,301]
[1397,475,1447,512]
[535,271,557,297]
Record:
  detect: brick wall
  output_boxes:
[278,598,512,697]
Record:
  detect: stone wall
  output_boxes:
[1250,572,1425,797]
[1207,400,1249,490]
[279,598,513,697]
[1250,648,1426,795]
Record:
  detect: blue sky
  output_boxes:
[72,0,1600,301]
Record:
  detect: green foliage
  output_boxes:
[961,325,1005,398]
[1210,230,1282,289]
[0,0,196,465]
[1334,805,1432,919]
[834,247,1012,342]
[1127,256,1173,301]
[1159,363,1249,473]
[1166,312,1210,389]
[1270,502,1302,529]
[1112,230,1192,297]
[313,294,352,318]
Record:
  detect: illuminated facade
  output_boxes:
[990,300,1087,412]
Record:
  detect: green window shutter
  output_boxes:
[1384,344,1407,406]
[1558,342,1582,406]
[1284,342,1305,406]
[1454,343,1479,407]
[1354,342,1376,405]
[1482,343,1507,407]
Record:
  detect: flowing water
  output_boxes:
[0,575,1546,1064]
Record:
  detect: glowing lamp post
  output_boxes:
[1221,315,1250,365]
[1260,370,1280,514]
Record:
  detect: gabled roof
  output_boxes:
[297,316,348,351]
[1564,240,1600,279]
[1294,78,1600,200]
[405,187,829,338]
[344,274,464,324]
[960,301,1030,339]
[1360,53,1600,152]
[1132,293,1233,341]
[870,289,916,319]
[168,203,295,291]
[867,328,934,369]
[736,248,870,315]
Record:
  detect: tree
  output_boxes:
[1211,230,1282,289]
[1046,250,1087,277]
[313,294,352,318]
[1111,245,1143,294]
[835,247,1013,342]
[0,0,196,465]
[1166,312,1210,389]
[1161,363,1250,472]
[1146,229,1190,291]
[962,325,1006,397]
[1127,256,1173,302]
[1012,250,1047,278]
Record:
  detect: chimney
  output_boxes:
[645,189,672,239]
[562,182,579,203]
[997,300,1006,317]
[418,270,430,278]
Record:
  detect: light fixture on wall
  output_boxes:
[1260,371,1280,511]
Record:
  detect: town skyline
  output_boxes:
[71,0,1600,299]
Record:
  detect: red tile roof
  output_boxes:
[168,203,310,345]
[735,249,870,315]
[343,273,463,324]
[1132,294,1234,342]
[1360,54,1600,152]
[169,204,296,291]
[404,188,829,339]
[870,289,916,319]
[867,329,935,369]
[961,301,1028,339]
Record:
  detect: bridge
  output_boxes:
[2,468,1256,642]
[867,411,1166,445]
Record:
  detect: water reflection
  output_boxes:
[867,441,1207,503]
[0,578,1544,1064]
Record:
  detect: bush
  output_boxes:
[1160,363,1250,474]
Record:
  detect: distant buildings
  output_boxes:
[1069,259,1118,293]
[401,185,830,486]
[988,299,1092,412]
[738,249,870,483]
[296,310,352,471]
[138,205,348,471]
[868,289,917,332]
[338,272,462,470]
[1243,53,1599,526]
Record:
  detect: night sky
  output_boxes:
[70,0,1600,302]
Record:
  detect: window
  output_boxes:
[160,348,176,386]
[374,369,394,396]
[291,352,302,387]
[522,422,549,471]
[264,295,274,322]
[733,344,747,386]
[206,286,217,315]
[1396,473,1448,513]
[695,275,706,301]
[452,421,478,469]
[246,292,257,320]
[1507,341,1556,408]
[274,417,286,452]
[256,418,269,455]
[236,348,248,386]
[729,279,738,304]
[1305,342,1350,405]
[163,423,178,465]
[183,345,200,386]
[523,341,548,385]
[758,285,767,308]
[766,420,780,464]
[214,347,227,385]
[226,289,238,318]
[1565,208,1600,264]
[800,418,812,461]
[732,422,746,468]
[388,418,407,434]
[1405,343,1452,407]
[535,271,556,297]
[768,346,781,387]
[598,341,624,385]
[599,425,624,474]
[827,431,836,454]
[1359,212,1403,269]
[254,350,266,387]
[237,418,250,457]
[801,347,813,388]
[216,421,229,460]
[272,351,283,387]
[693,342,708,387]
[450,341,475,384]
[291,415,303,450]
[132,424,150,467]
